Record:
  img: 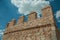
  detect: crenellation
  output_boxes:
[17,16,24,24]
[5,18,54,34]
[42,6,53,18]
[7,19,16,28]
[28,12,37,21]
[3,6,58,40]
[4,18,53,34]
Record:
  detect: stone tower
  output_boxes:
[2,6,58,40]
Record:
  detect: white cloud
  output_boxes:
[11,0,50,17]
[0,29,5,40]
[56,10,60,22]
[0,29,5,36]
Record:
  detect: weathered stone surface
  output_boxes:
[3,6,58,40]
[3,26,57,40]
[17,16,24,24]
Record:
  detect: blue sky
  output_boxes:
[0,0,60,40]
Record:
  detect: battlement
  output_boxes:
[28,12,37,21]
[17,16,24,24]
[4,6,54,34]
[6,19,16,28]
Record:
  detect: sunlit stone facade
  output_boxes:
[3,6,58,40]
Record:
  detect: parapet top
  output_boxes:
[5,6,54,33]
[6,6,53,28]
[42,5,51,10]
[7,19,16,28]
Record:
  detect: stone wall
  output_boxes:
[3,24,57,40]
[4,6,54,34]
[2,6,57,40]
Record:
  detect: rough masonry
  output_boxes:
[2,6,59,40]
